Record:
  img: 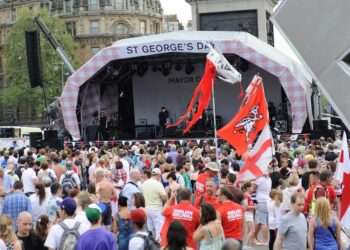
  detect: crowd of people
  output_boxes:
[0,135,349,250]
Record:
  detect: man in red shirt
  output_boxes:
[218,187,244,242]
[194,178,220,209]
[162,188,200,249]
[304,170,336,215]
[195,162,219,203]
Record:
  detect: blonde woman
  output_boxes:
[0,215,21,250]
[308,197,342,250]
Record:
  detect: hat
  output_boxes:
[85,204,103,222]
[206,162,219,172]
[130,208,146,224]
[152,168,161,175]
[60,197,77,215]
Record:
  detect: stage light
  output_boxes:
[137,62,148,76]
[175,63,182,71]
[161,61,172,76]
[185,61,194,75]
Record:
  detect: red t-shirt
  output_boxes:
[195,172,209,199]
[162,201,200,249]
[194,193,220,209]
[218,201,244,240]
[304,184,336,214]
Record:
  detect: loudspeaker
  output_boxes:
[44,130,58,141]
[313,120,328,131]
[25,31,43,88]
[29,132,43,148]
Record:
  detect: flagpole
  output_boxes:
[211,80,219,162]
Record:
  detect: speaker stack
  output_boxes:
[29,132,44,148]
[44,130,63,150]
[25,31,43,88]
[310,120,335,140]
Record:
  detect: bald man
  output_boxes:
[16,212,45,250]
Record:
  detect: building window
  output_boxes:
[114,0,124,9]
[113,23,129,35]
[89,0,99,10]
[11,8,16,22]
[266,12,274,46]
[90,20,100,34]
[140,20,146,34]
[66,21,76,37]
[65,0,72,13]
[91,47,100,55]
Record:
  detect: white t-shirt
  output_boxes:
[0,239,6,250]
[44,218,89,250]
[75,210,91,229]
[255,176,272,203]
[30,194,49,222]
[22,168,37,194]
[120,158,130,182]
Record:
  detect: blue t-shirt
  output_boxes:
[76,227,116,250]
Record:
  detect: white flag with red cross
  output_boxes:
[238,124,273,182]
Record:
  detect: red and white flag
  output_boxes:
[238,124,274,181]
[335,132,350,228]
[335,132,350,183]
[168,47,241,133]
[217,75,269,155]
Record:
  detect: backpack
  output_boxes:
[310,185,329,215]
[58,221,80,250]
[133,232,160,250]
[61,172,77,196]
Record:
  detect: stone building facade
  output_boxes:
[0,0,163,123]
[186,0,277,44]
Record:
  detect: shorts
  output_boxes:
[244,211,254,222]
[101,202,112,226]
[255,202,268,225]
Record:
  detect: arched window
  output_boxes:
[113,22,129,35]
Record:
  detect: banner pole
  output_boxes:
[211,80,219,162]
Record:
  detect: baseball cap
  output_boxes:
[152,168,161,175]
[85,203,103,222]
[60,197,77,215]
[130,208,146,224]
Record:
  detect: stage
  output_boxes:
[60,31,311,142]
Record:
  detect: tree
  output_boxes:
[1,8,80,121]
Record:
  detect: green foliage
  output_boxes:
[1,8,80,118]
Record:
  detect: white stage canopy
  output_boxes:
[60,31,312,140]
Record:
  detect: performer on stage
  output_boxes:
[159,106,169,138]
[99,111,108,140]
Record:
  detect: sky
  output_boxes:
[159,0,192,26]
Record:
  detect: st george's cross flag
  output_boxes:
[335,132,350,183]
[334,132,350,229]
[237,124,274,181]
[217,75,269,155]
[168,46,241,133]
